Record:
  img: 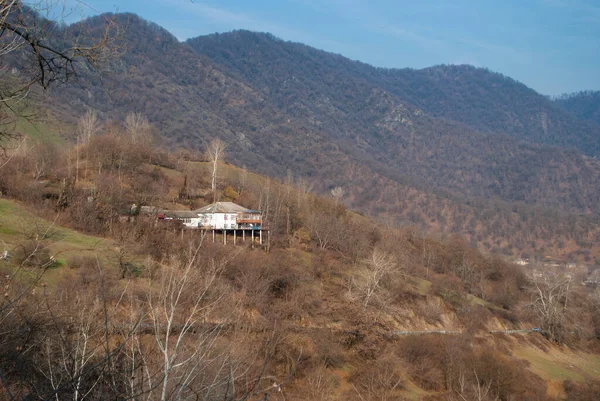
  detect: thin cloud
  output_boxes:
[307,0,449,54]
[160,0,362,55]
[160,0,256,27]
[159,0,306,40]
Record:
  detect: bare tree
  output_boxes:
[455,369,499,401]
[455,255,481,297]
[330,186,345,205]
[0,1,119,145]
[31,140,58,180]
[147,236,229,401]
[206,139,226,201]
[236,166,248,197]
[78,109,100,145]
[77,109,100,180]
[354,248,396,310]
[259,178,272,231]
[527,272,572,342]
[350,357,404,401]
[124,112,151,145]
[295,177,313,209]
[306,209,337,250]
[306,364,337,401]
[36,293,108,401]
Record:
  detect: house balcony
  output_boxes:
[237,219,262,224]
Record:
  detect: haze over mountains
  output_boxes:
[43,13,600,256]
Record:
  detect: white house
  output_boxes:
[513,258,529,266]
[155,202,262,230]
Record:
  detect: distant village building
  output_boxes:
[584,268,600,288]
[566,262,577,270]
[513,258,529,266]
[141,202,267,246]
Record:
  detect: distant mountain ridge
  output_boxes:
[555,90,600,127]
[32,14,600,256]
[185,29,600,214]
[188,30,600,158]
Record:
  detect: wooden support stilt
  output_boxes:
[212,230,215,243]
[259,229,263,245]
[224,230,227,245]
[251,230,255,249]
[234,230,237,246]
[242,230,245,241]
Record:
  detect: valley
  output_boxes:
[35,15,600,261]
[0,4,599,400]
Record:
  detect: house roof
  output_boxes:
[194,202,259,214]
[139,202,260,218]
[140,206,160,214]
[163,210,200,218]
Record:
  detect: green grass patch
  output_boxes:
[513,346,596,382]
[14,115,67,144]
[0,198,113,272]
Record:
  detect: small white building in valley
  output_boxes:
[155,202,263,230]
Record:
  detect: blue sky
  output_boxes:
[59,0,599,95]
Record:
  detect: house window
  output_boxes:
[224,215,228,220]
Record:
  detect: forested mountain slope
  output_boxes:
[188,30,600,158]
[38,14,600,256]
[3,6,600,400]
[2,132,600,400]
[555,90,600,127]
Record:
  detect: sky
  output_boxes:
[57,0,600,95]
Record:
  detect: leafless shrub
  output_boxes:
[305,364,338,401]
[12,240,53,268]
[418,299,444,325]
[430,275,466,308]
[564,379,600,401]
[67,254,97,270]
[349,355,405,401]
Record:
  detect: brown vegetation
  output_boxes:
[3,6,599,399]
[1,122,599,399]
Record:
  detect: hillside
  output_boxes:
[31,14,600,258]
[188,31,600,158]
[2,136,600,400]
[3,6,600,401]
[555,90,600,127]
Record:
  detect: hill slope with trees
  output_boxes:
[2,5,600,400]
[555,90,600,127]
[188,30,600,158]
[36,14,600,258]
[1,128,600,400]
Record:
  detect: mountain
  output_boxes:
[3,10,600,400]
[184,30,600,215]
[37,14,600,257]
[555,90,600,127]
[188,31,600,158]
[3,142,600,400]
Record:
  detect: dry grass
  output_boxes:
[513,344,600,382]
